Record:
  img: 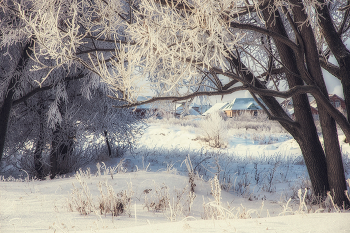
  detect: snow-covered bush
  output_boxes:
[199,111,228,148]
[68,168,133,217]
[98,180,133,217]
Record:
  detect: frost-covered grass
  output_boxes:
[1,115,350,232]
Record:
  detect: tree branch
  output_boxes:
[319,57,341,79]
[112,86,248,108]
[12,73,85,106]
[229,22,300,52]
[12,85,53,106]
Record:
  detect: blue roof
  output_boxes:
[222,98,262,111]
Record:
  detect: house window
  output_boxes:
[335,100,341,108]
[254,111,258,116]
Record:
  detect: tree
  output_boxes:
[1,62,143,178]
[18,0,350,206]
[0,0,144,179]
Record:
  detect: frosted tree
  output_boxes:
[0,0,144,179]
[121,0,350,207]
[17,0,350,205]
[0,0,35,162]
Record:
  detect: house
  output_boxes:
[202,102,229,116]
[191,103,212,115]
[175,103,201,117]
[222,98,263,117]
[310,94,346,111]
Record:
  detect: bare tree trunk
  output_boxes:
[262,5,330,197]
[228,47,330,196]
[342,80,350,123]
[104,130,112,157]
[0,78,16,162]
[293,0,349,207]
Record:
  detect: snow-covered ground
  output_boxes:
[1,116,350,232]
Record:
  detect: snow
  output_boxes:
[1,118,350,233]
[137,121,299,159]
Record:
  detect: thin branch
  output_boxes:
[12,73,85,106]
[13,85,53,106]
[112,85,248,108]
[222,79,238,90]
[114,81,350,139]
[76,48,119,56]
[229,22,300,52]
[258,67,285,77]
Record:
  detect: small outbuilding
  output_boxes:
[222,98,263,117]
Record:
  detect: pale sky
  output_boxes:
[322,56,343,98]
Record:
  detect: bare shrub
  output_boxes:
[144,184,170,212]
[67,170,94,215]
[98,180,133,217]
[67,168,133,217]
[263,161,280,193]
[199,112,228,148]
[182,155,196,192]
[202,175,230,219]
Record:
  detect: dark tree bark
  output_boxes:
[0,77,16,162]
[292,0,349,207]
[261,4,330,197]
[104,130,112,157]
[227,45,329,197]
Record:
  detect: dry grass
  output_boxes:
[67,165,133,217]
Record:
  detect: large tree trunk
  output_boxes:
[262,5,330,197]
[228,45,330,196]
[289,0,349,207]
[0,78,16,162]
[292,0,349,207]
[49,101,76,178]
[342,80,350,122]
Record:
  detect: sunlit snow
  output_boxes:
[1,117,350,233]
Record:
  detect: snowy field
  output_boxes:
[1,115,350,232]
